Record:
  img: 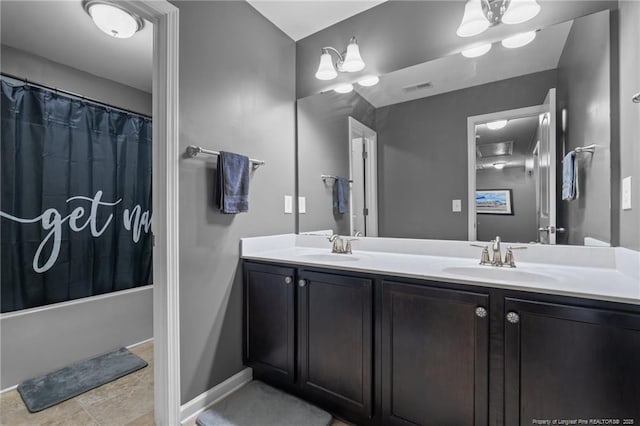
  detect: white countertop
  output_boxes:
[241,234,640,305]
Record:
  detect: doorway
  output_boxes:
[348,117,378,237]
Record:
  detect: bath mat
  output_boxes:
[196,380,332,426]
[17,347,147,413]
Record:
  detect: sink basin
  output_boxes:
[442,266,558,284]
[298,253,361,262]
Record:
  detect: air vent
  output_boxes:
[402,81,433,92]
[477,141,514,158]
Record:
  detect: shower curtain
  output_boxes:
[0,79,152,313]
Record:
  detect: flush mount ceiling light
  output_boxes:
[501,31,536,48]
[493,161,507,170]
[486,119,508,130]
[334,83,354,94]
[457,0,541,38]
[357,76,380,87]
[461,43,492,58]
[315,37,366,81]
[83,0,144,39]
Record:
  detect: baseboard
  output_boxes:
[0,384,18,395]
[180,367,253,425]
[126,337,154,349]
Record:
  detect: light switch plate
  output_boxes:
[622,176,632,210]
[284,195,293,214]
[452,199,462,212]
[299,196,307,214]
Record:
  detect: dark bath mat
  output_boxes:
[17,347,148,413]
[197,380,332,426]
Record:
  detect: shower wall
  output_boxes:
[0,46,153,389]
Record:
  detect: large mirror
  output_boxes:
[297,8,615,246]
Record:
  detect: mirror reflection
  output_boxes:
[297,8,614,246]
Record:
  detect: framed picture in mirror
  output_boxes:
[476,189,513,215]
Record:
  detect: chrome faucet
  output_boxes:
[504,246,528,267]
[471,236,528,267]
[328,234,356,254]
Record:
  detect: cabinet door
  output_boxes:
[244,262,296,384]
[382,281,489,426]
[298,271,373,421]
[505,298,640,425]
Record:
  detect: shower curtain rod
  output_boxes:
[0,73,151,120]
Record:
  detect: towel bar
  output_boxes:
[321,174,353,183]
[185,145,265,168]
[572,144,596,154]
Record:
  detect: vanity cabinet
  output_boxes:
[243,260,640,426]
[243,262,296,385]
[298,271,373,420]
[504,298,640,426]
[381,280,489,426]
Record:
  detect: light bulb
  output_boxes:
[315,51,338,80]
[501,0,541,25]
[87,3,141,39]
[456,0,490,38]
[334,83,354,94]
[357,76,379,87]
[486,120,508,130]
[461,43,492,58]
[341,38,365,73]
[501,31,536,49]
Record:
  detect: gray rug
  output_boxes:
[17,347,147,413]
[196,381,332,426]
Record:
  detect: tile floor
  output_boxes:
[1,341,351,426]
[0,341,154,426]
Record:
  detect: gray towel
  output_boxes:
[215,151,250,213]
[562,151,578,200]
[333,176,349,214]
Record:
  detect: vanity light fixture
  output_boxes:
[334,83,354,94]
[501,31,536,48]
[315,37,366,81]
[457,0,541,38]
[83,0,144,39]
[486,119,508,130]
[357,76,380,87]
[461,43,492,58]
[493,161,507,170]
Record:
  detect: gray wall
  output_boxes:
[556,10,612,245]
[298,91,375,235]
[296,1,615,99]
[174,1,296,404]
[376,70,557,239]
[617,0,640,250]
[0,45,153,390]
[477,167,538,243]
[1,44,152,116]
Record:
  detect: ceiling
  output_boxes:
[355,20,572,108]
[1,1,153,92]
[247,0,388,41]
[476,115,540,170]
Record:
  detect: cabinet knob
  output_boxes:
[284,276,292,284]
[475,307,488,318]
[298,279,306,287]
[506,311,520,324]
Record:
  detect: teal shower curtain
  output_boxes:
[0,77,153,313]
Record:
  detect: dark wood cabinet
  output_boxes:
[298,270,373,421]
[243,260,640,426]
[381,280,489,426]
[504,298,640,426]
[244,263,296,385]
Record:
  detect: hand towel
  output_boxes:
[215,151,249,214]
[562,151,579,201]
[333,176,349,214]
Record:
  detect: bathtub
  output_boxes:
[0,285,153,390]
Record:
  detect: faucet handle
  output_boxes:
[470,244,491,265]
[504,246,527,268]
